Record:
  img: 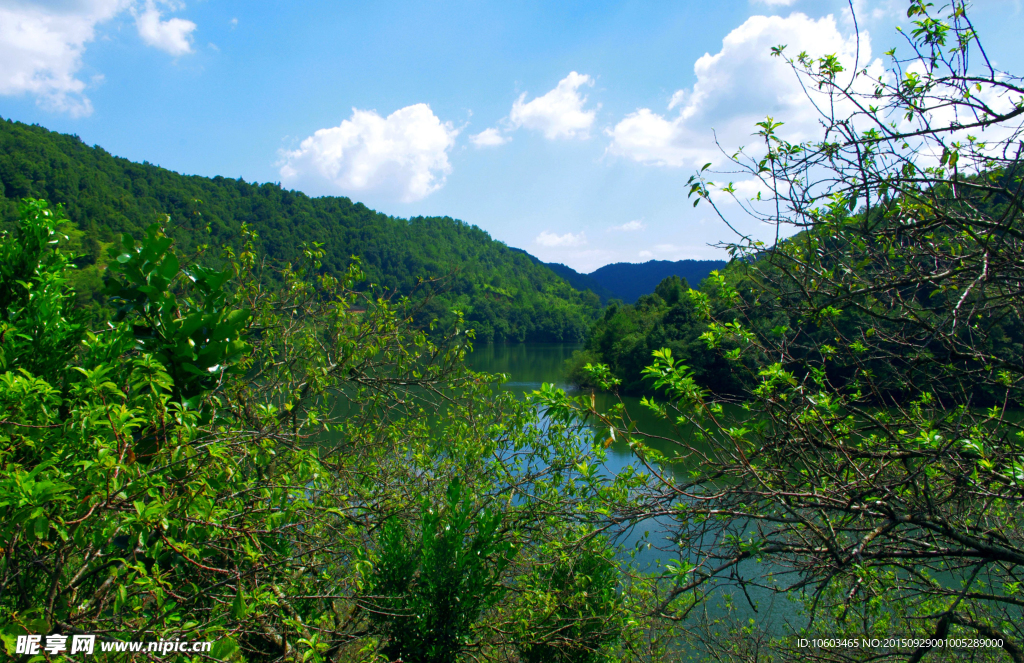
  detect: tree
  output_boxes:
[538,2,1024,660]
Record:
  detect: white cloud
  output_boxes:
[634,243,705,261]
[607,13,875,168]
[535,231,587,247]
[752,0,798,6]
[667,89,685,110]
[0,0,197,115]
[537,248,616,273]
[607,108,687,166]
[470,127,509,147]
[842,0,899,24]
[0,0,128,115]
[710,178,771,204]
[134,0,195,56]
[610,219,646,232]
[279,104,458,203]
[509,72,598,140]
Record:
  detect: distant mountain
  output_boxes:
[534,259,727,304]
[588,259,727,303]
[542,262,617,302]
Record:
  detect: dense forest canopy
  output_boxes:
[537,260,617,303]
[566,273,747,397]
[0,118,601,342]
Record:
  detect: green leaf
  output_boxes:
[232,588,248,619]
[210,638,239,660]
[33,516,48,540]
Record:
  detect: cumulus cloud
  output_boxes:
[607,108,685,166]
[279,104,458,203]
[472,71,599,148]
[509,72,598,140]
[610,219,646,232]
[470,127,509,147]
[0,0,197,115]
[134,0,196,56]
[607,13,876,168]
[842,0,900,23]
[0,0,126,115]
[535,231,587,247]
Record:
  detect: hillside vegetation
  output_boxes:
[540,260,617,303]
[1,198,644,661]
[0,117,600,342]
[567,274,747,396]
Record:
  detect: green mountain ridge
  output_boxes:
[0,117,601,342]
[587,259,727,303]
[531,258,729,304]
[540,261,617,303]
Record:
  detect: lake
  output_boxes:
[467,342,797,637]
[464,342,679,468]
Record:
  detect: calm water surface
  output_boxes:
[465,342,679,472]
[466,343,795,634]
[465,342,669,544]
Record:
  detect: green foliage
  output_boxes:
[103,222,251,408]
[0,200,323,658]
[0,199,84,379]
[514,538,623,663]
[366,478,513,662]
[571,275,748,397]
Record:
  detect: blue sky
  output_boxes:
[1,0,1022,272]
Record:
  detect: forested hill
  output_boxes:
[588,259,727,303]
[0,117,600,342]
[540,262,617,303]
